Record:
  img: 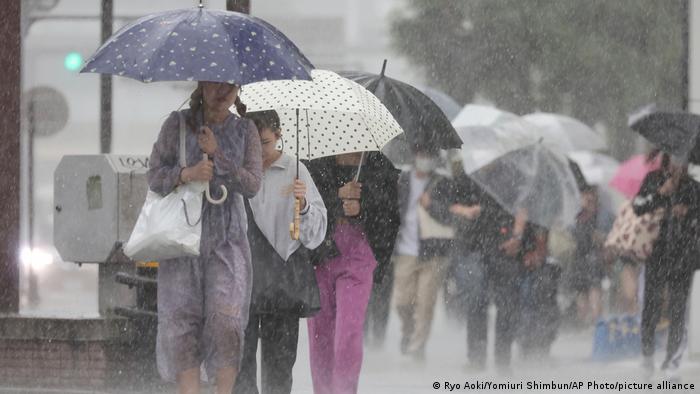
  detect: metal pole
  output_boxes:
[0,0,21,313]
[27,102,34,254]
[226,0,251,14]
[27,101,38,307]
[100,0,113,154]
[683,0,690,111]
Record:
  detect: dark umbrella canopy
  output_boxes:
[339,63,462,166]
[81,6,313,84]
[629,110,700,164]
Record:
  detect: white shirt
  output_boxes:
[248,153,327,261]
[395,171,429,257]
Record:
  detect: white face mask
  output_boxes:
[414,157,437,173]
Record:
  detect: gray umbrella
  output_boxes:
[469,143,582,229]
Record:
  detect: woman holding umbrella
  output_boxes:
[148,81,262,393]
[79,4,318,392]
[235,110,327,394]
[305,151,400,394]
[633,153,700,380]
[628,110,700,379]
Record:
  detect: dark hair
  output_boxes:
[234,96,247,117]
[660,152,670,171]
[646,148,670,171]
[187,82,246,131]
[246,110,281,135]
[646,148,661,163]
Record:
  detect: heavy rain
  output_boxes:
[1,0,699,393]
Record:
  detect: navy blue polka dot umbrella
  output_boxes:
[80,5,314,84]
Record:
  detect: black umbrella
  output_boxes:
[417,85,461,120]
[339,60,462,166]
[629,110,700,164]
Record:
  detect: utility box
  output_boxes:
[54,154,152,316]
[54,154,149,264]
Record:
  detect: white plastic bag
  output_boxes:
[124,112,204,261]
[124,181,205,261]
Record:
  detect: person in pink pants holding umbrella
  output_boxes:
[304,152,400,394]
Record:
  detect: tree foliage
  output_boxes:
[391,0,685,155]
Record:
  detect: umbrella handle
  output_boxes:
[354,152,366,182]
[289,197,301,240]
[203,153,228,205]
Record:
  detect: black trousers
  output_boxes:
[465,253,521,368]
[641,262,693,366]
[489,261,521,368]
[234,313,300,394]
[364,268,394,346]
[455,251,488,367]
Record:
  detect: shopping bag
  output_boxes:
[418,204,455,240]
[124,112,205,261]
[418,177,454,240]
[604,200,664,263]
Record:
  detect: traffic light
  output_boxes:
[63,52,83,72]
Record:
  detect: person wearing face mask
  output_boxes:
[392,147,453,361]
[633,152,700,380]
[363,149,449,350]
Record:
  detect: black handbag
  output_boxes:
[245,200,321,318]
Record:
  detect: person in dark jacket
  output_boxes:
[364,148,402,349]
[427,165,483,324]
[634,153,700,380]
[392,148,453,361]
[426,163,528,372]
[235,111,327,394]
[304,151,400,394]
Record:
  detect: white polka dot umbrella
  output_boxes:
[240,69,404,161]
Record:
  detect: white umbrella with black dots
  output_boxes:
[240,69,403,161]
[240,69,404,239]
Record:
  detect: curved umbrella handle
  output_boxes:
[203,153,228,205]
